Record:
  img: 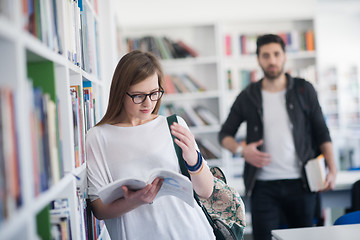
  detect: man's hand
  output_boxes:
[321,171,337,191]
[243,139,271,168]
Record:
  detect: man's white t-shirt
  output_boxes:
[86,115,215,240]
[257,90,301,180]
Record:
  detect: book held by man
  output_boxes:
[305,154,326,192]
[98,168,194,207]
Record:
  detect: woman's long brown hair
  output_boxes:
[96,50,164,126]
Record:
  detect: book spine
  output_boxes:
[176,40,199,57]
[225,34,232,56]
[164,75,178,94]
[0,88,22,219]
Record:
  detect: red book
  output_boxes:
[177,40,199,57]
[241,35,247,55]
[225,34,232,56]
[278,33,288,45]
[164,75,177,94]
[1,88,21,213]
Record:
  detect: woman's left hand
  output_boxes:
[170,122,198,166]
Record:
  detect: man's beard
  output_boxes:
[262,65,284,80]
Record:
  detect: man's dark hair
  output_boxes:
[256,34,286,56]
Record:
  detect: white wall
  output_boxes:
[114,0,316,27]
[315,0,360,67]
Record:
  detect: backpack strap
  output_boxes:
[166,114,191,179]
[166,114,216,229]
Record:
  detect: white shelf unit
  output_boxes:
[0,0,110,239]
[315,1,360,171]
[318,64,360,129]
[317,64,360,170]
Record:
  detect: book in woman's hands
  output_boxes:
[98,168,194,207]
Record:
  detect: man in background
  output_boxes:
[218,34,337,240]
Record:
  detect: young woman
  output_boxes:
[86,50,215,239]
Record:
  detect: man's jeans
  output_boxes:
[251,179,316,240]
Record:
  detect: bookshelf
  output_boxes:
[0,0,111,239]
[315,0,360,172]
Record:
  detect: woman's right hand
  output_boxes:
[122,177,164,205]
[91,178,163,220]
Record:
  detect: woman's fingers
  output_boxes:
[171,123,193,143]
[171,123,195,150]
[122,178,164,204]
[150,178,164,196]
[171,123,198,165]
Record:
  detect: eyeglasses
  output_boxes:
[126,90,164,104]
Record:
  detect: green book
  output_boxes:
[27,61,56,102]
[36,204,51,239]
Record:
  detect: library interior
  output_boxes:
[0,0,359,239]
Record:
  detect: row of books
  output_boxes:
[0,88,22,223]
[224,30,315,56]
[23,0,64,55]
[81,1,101,77]
[27,61,64,197]
[287,65,317,87]
[82,81,97,132]
[79,188,104,240]
[31,86,64,195]
[327,113,360,130]
[164,74,206,94]
[85,199,104,240]
[196,138,221,160]
[226,65,316,91]
[22,0,100,77]
[36,199,72,240]
[25,61,100,237]
[70,81,97,168]
[0,83,67,223]
[36,195,104,240]
[161,103,219,127]
[160,103,223,160]
[227,69,260,91]
[127,35,199,60]
[70,85,85,168]
[319,66,360,128]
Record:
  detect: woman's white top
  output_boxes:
[86,115,215,240]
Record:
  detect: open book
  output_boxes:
[305,155,326,192]
[98,168,194,207]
